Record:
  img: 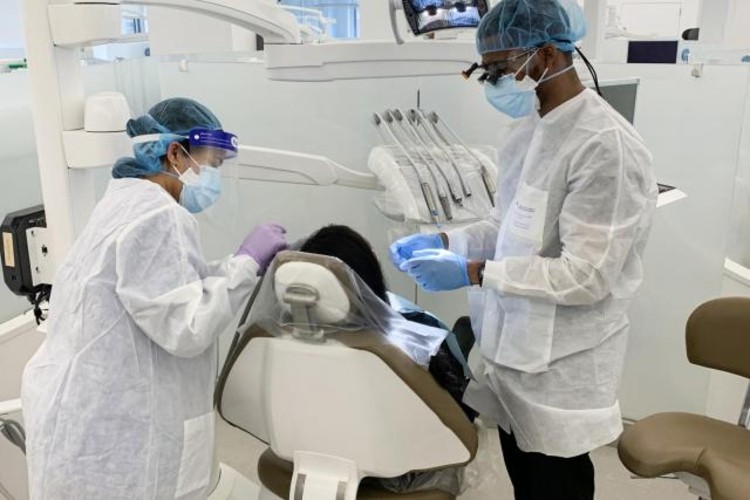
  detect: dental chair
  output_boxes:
[618,297,750,500]
[215,251,478,500]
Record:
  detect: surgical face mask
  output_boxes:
[179,166,222,213]
[483,51,544,118]
[173,149,222,213]
[484,51,574,119]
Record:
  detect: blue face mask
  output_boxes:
[483,50,574,119]
[484,51,543,119]
[484,75,538,119]
[178,165,222,213]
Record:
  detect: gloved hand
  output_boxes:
[403,249,470,292]
[237,223,288,274]
[389,233,444,271]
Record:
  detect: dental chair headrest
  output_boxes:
[272,251,354,325]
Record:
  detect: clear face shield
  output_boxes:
[181,128,242,240]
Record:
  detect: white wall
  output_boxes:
[726,63,750,267]
[605,0,700,37]
[0,0,24,54]
[726,1,750,49]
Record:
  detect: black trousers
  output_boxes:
[499,428,595,500]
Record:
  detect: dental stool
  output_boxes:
[618,297,750,500]
[215,252,478,500]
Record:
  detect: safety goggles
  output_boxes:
[462,48,536,85]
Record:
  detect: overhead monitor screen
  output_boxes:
[402,1,489,36]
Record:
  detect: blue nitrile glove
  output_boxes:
[403,249,470,292]
[389,233,444,271]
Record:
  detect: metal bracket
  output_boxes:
[388,0,405,45]
[26,228,53,286]
[284,284,325,341]
[291,451,360,500]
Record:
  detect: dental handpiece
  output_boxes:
[384,111,447,222]
[393,108,462,211]
[411,109,472,199]
[429,111,496,206]
[373,113,440,224]
[389,110,454,220]
[386,110,449,219]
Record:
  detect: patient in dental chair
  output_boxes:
[299,225,476,495]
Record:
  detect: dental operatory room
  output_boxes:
[2,0,750,499]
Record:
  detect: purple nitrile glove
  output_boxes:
[237,223,288,274]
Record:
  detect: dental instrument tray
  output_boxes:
[369,109,498,230]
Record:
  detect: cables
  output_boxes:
[27,285,52,325]
[0,418,26,455]
[0,481,15,500]
[575,47,602,96]
[0,417,25,500]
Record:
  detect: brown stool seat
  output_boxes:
[699,449,750,500]
[258,449,456,500]
[618,412,750,499]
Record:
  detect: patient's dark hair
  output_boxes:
[299,225,388,302]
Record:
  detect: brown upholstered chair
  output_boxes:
[618,297,750,500]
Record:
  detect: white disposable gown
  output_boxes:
[22,178,259,499]
[449,89,658,458]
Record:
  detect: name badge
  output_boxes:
[508,182,548,244]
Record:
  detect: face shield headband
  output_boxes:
[187,128,239,159]
[132,128,239,159]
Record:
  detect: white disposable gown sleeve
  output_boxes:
[484,129,655,306]
[115,205,259,358]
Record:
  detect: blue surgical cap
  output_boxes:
[476,0,587,55]
[113,97,223,179]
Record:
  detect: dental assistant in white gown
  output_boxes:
[22,97,288,499]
